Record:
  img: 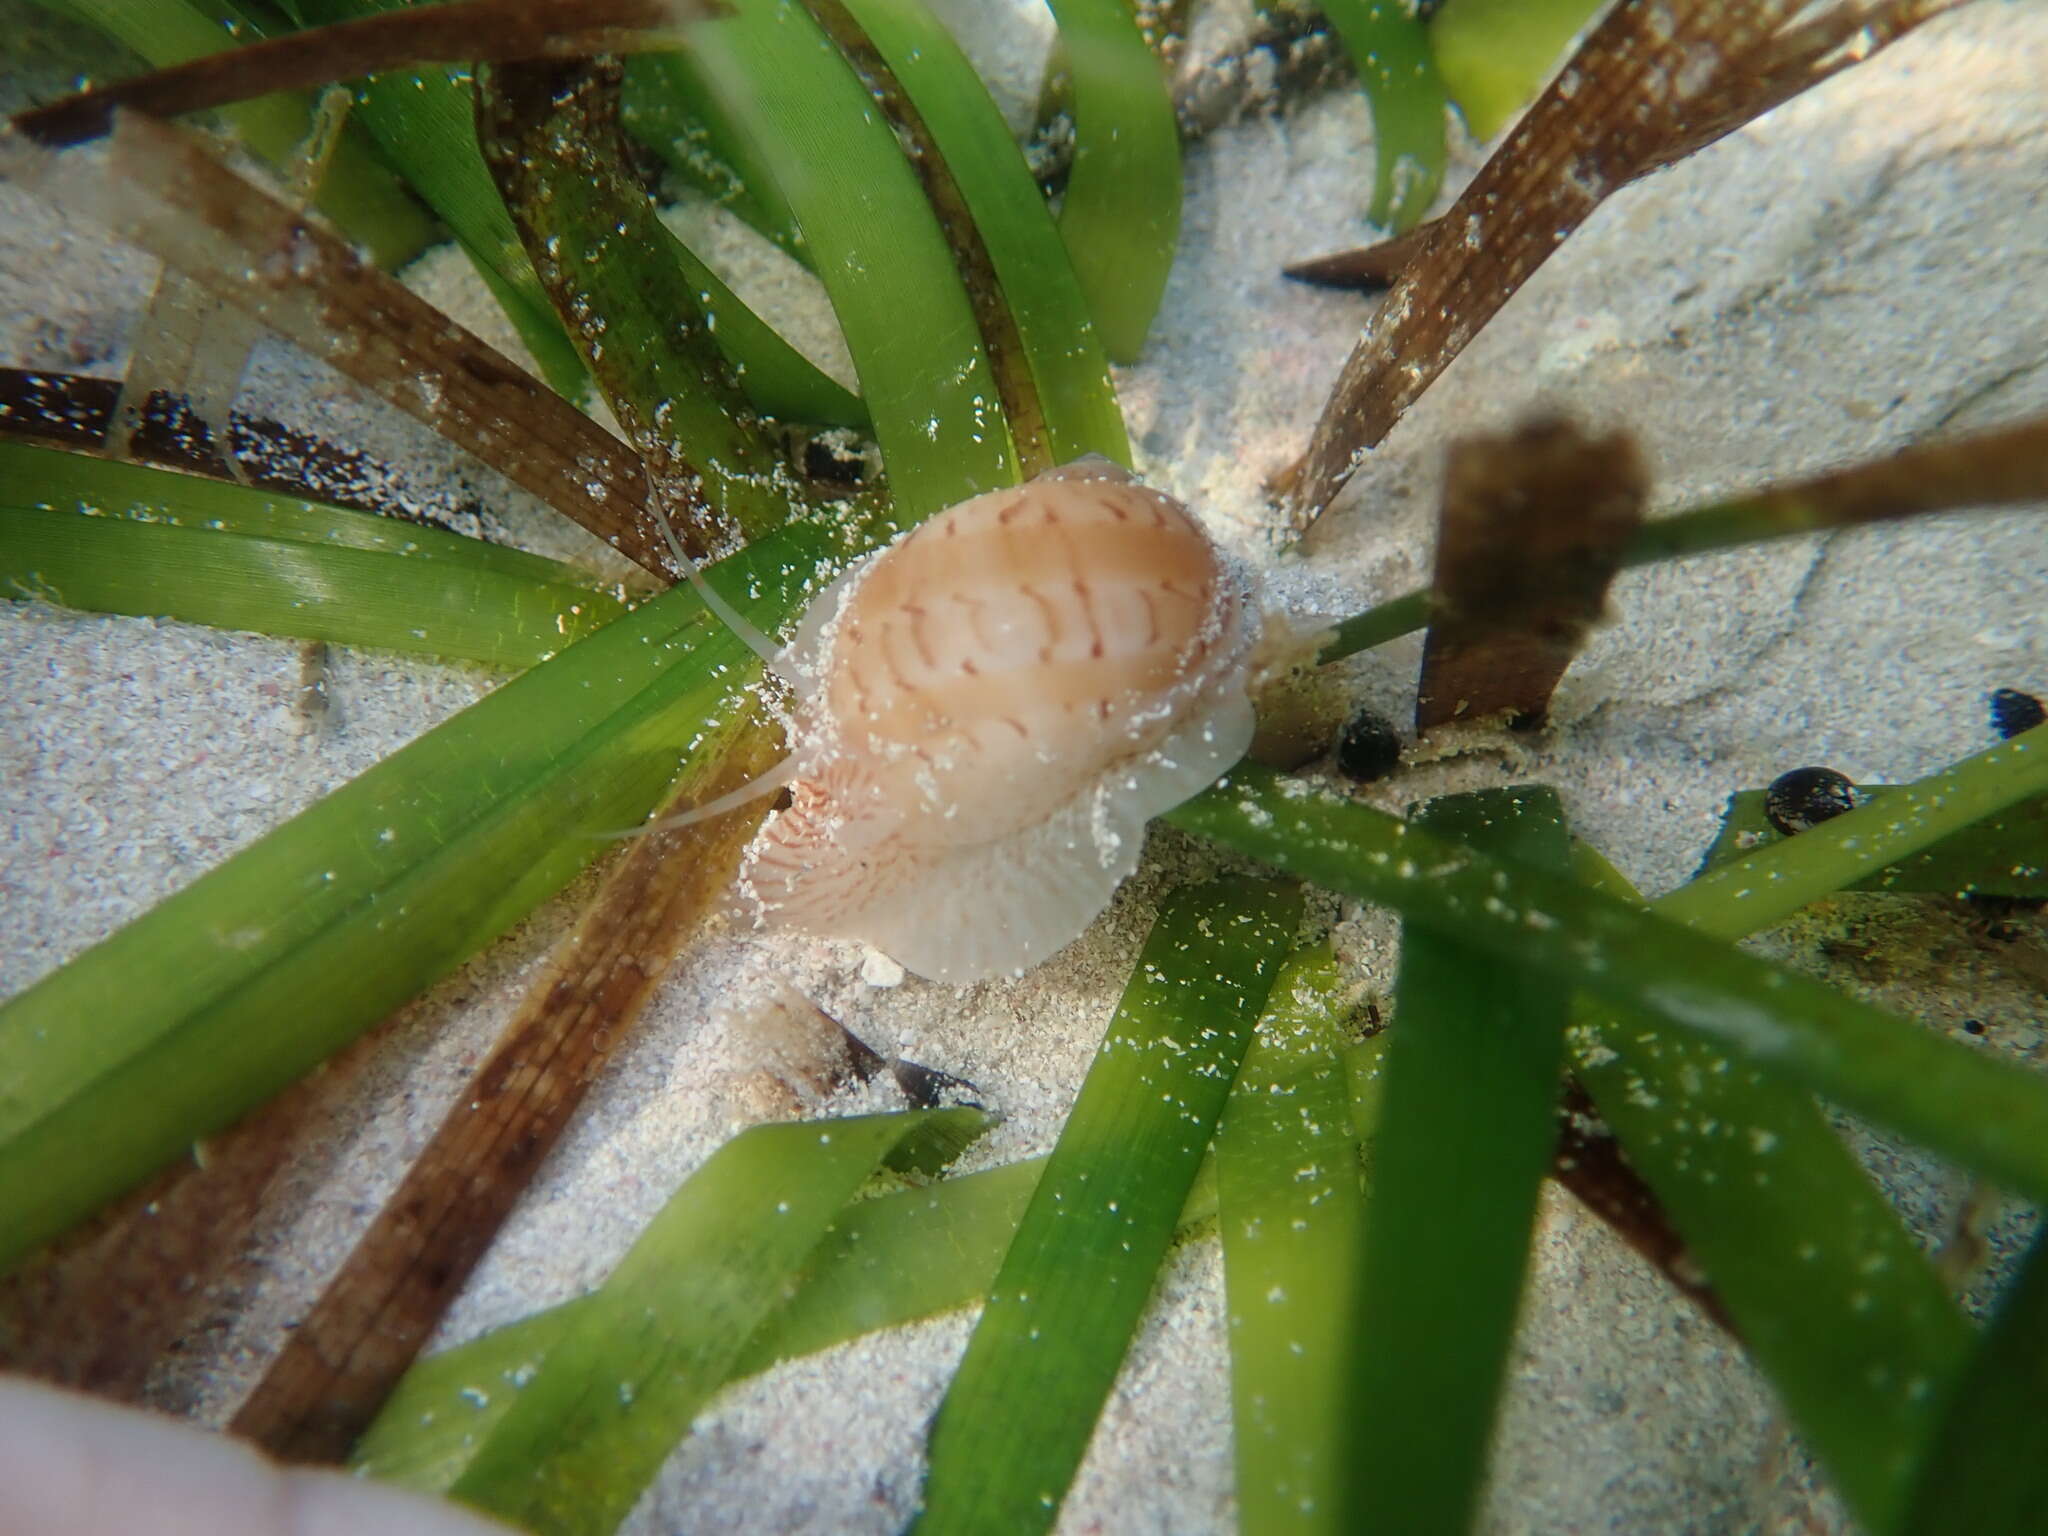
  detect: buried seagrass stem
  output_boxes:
[1275,0,1970,534]
[2,110,676,577]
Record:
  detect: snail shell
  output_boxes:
[740,458,1260,982]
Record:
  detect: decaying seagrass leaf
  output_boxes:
[1,369,237,478]
[91,6,369,465]
[109,272,260,479]
[1552,1083,1732,1333]
[1317,409,2048,668]
[1281,223,1434,292]
[475,56,801,552]
[1627,411,2048,564]
[1,112,679,575]
[1277,0,1970,533]
[803,0,1053,473]
[229,706,785,1466]
[1416,418,1644,733]
[0,367,535,539]
[9,0,718,150]
[0,1029,387,1404]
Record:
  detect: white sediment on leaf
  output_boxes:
[4,8,2047,1534]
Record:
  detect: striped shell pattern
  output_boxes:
[739,459,1259,982]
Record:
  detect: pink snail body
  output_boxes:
[733,457,1262,983]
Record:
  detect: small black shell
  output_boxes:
[1336,708,1403,783]
[1764,766,1858,836]
[1989,687,2045,741]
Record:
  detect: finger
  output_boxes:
[0,1374,514,1536]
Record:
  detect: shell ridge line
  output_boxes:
[737,463,1265,982]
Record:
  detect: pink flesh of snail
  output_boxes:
[740,460,1259,983]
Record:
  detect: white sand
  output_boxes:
[3,3,2046,1532]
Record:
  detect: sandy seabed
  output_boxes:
[3,2,2046,1532]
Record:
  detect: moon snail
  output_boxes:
[657,456,1271,984]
